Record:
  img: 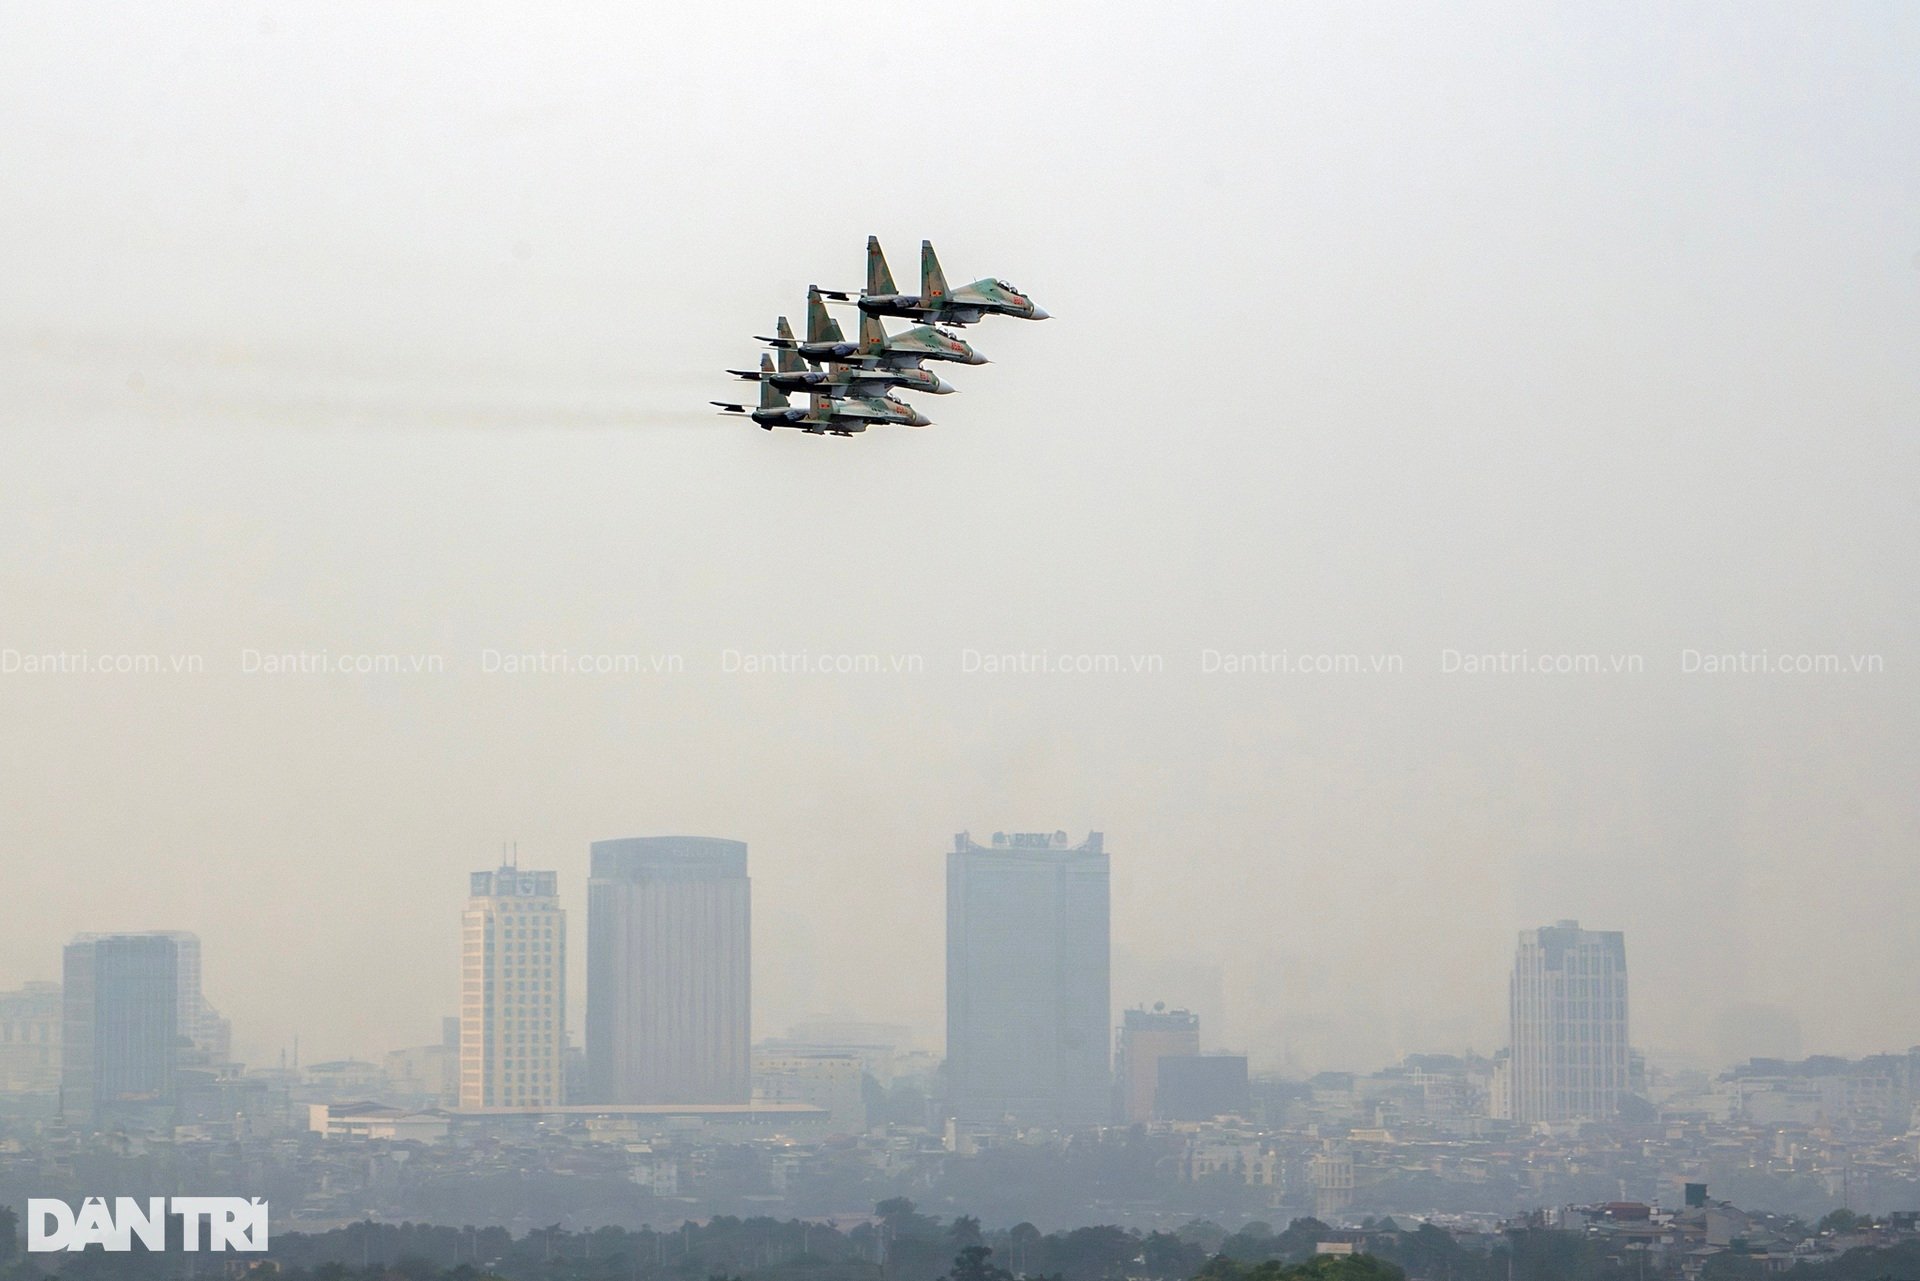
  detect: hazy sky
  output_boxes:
[2,4,1915,1075]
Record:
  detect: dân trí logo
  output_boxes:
[28,1197,269,1252]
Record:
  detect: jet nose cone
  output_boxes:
[931,374,956,394]
[1029,305,1051,320]
[966,350,990,365]
[910,410,932,427]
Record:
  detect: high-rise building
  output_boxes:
[385,1017,461,1108]
[460,866,567,1109]
[753,1050,867,1130]
[1507,920,1630,1122]
[946,830,1110,1125]
[155,931,233,1069]
[1155,1054,1250,1121]
[61,934,181,1125]
[586,836,750,1104]
[0,981,62,1095]
[1117,1005,1200,1123]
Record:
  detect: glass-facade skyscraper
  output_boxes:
[1507,919,1630,1122]
[61,933,181,1125]
[586,836,751,1104]
[946,830,1110,1125]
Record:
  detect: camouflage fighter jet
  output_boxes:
[758,289,987,371]
[712,354,931,435]
[820,237,1049,326]
[729,310,962,398]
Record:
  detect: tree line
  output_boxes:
[5,1199,1918,1281]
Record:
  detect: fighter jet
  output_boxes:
[712,354,931,435]
[820,237,1049,326]
[729,358,954,400]
[729,310,961,398]
[758,289,986,371]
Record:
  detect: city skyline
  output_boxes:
[13,874,1920,1242]
[0,897,1677,1118]
[0,839,1868,1079]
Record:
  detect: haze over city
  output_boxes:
[3,1,1916,1087]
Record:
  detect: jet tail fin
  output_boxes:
[758,354,789,411]
[921,240,949,301]
[773,317,807,374]
[858,311,889,356]
[867,236,898,296]
[807,287,846,344]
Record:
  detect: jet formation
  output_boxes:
[714,237,1048,436]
